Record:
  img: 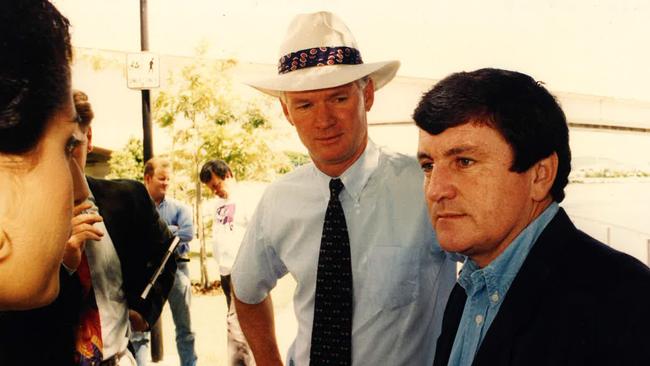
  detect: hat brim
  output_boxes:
[246,60,400,97]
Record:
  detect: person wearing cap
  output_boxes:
[231,11,456,366]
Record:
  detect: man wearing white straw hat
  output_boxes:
[231,11,456,366]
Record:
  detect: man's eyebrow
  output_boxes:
[288,97,311,104]
[444,145,479,157]
[417,144,481,161]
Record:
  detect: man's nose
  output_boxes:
[70,158,89,205]
[313,103,336,129]
[424,167,456,203]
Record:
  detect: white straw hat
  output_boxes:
[247,11,400,97]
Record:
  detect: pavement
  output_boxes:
[147,258,298,366]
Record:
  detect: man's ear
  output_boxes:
[363,78,375,112]
[280,99,294,126]
[86,126,94,153]
[531,152,558,202]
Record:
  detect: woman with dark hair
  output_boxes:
[0,0,89,310]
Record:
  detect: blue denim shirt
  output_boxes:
[157,197,194,257]
[447,202,559,366]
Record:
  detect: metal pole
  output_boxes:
[606,227,611,245]
[140,0,153,163]
[646,239,650,267]
[140,0,162,361]
[141,89,153,163]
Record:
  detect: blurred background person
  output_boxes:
[200,159,255,365]
[132,157,197,366]
[0,0,88,310]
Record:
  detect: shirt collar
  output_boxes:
[157,196,167,209]
[458,202,560,298]
[312,139,380,202]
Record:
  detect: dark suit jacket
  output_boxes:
[0,177,177,366]
[433,208,650,366]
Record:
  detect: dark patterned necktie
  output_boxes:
[310,178,353,365]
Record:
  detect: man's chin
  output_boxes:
[437,236,471,255]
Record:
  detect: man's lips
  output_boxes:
[316,134,343,143]
[435,212,466,221]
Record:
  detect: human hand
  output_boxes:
[128,309,149,331]
[62,201,104,271]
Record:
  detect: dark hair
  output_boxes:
[0,0,73,154]
[200,160,232,183]
[413,68,571,202]
[73,90,94,128]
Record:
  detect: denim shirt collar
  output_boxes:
[458,202,560,300]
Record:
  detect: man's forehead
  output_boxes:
[285,82,356,99]
[155,166,171,176]
[417,124,499,154]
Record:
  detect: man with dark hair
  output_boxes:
[200,159,255,365]
[200,159,233,187]
[414,68,650,366]
[0,90,177,366]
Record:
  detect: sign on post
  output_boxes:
[126,52,160,89]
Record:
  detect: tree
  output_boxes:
[153,48,291,288]
[106,137,145,182]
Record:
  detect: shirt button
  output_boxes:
[475,314,484,325]
[491,292,500,303]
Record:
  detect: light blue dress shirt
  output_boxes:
[232,140,457,366]
[447,202,559,366]
[156,197,194,256]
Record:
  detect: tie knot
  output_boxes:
[329,178,344,197]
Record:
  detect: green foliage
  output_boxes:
[285,150,311,168]
[153,51,291,203]
[106,137,145,182]
[152,48,292,287]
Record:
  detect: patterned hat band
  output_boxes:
[277,46,363,75]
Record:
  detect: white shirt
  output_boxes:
[85,189,130,360]
[211,185,252,275]
[232,140,457,365]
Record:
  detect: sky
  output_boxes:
[55,0,650,102]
